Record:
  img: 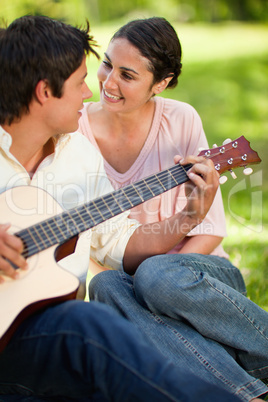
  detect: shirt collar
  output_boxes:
[0,126,72,157]
[0,125,13,153]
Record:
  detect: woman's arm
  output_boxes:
[123,155,220,275]
[178,235,223,255]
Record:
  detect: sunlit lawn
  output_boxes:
[86,21,268,310]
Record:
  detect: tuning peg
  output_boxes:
[219,176,228,184]
[222,138,232,145]
[212,143,218,148]
[229,170,237,179]
[243,167,253,176]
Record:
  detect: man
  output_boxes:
[0,15,247,401]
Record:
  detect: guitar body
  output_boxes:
[0,186,79,352]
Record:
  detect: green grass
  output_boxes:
[86,21,268,310]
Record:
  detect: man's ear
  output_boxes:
[152,75,174,95]
[35,80,52,104]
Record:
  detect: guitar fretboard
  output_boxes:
[16,163,192,259]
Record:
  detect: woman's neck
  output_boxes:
[88,100,156,173]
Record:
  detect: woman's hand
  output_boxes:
[178,155,220,226]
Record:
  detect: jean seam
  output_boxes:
[149,313,268,401]
[184,264,267,340]
[149,312,240,393]
[120,271,241,394]
[115,270,268,400]
[202,276,268,342]
[236,378,268,401]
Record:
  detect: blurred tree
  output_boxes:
[176,0,268,22]
[0,0,267,27]
[225,0,268,21]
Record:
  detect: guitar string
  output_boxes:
[22,147,240,255]
[19,166,191,257]
[18,164,192,258]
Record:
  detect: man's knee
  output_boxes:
[134,256,171,305]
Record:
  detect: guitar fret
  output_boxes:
[144,177,165,197]
[31,225,49,250]
[109,193,124,213]
[159,169,180,189]
[101,197,115,216]
[81,204,98,226]
[120,188,134,207]
[22,228,40,255]
[64,212,84,238]
[90,200,106,221]
[132,185,144,202]
[125,184,144,203]
[168,169,179,185]
[53,211,82,243]
[155,176,167,191]
[38,221,56,247]
[94,198,117,220]
[141,179,155,197]
[112,189,133,210]
[50,215,68,242]
[74,207,89,230]
[45,219,62,242]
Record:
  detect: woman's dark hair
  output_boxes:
[0,15,99,125]
[111,17,182,88]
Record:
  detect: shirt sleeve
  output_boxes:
[90,213,141,270]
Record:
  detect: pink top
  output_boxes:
[79,97,228,258]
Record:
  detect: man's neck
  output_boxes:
[2,121,55,175]
[23,138,55,176]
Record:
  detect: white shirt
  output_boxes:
[0,127,140,285]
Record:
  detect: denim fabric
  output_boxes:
[0,300,242,402]
[134,254,268,379]
[89,255,268,402]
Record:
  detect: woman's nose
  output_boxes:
[104,71,118,90]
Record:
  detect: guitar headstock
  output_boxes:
[198,136,261,181]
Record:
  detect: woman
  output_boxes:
[79,17,268,401]
[79,17,227,258]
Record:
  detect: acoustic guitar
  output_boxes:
[0,136,261,352]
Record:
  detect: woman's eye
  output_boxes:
[103,60,112,69]
[122,72,133,80]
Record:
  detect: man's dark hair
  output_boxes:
[0,15,99,124]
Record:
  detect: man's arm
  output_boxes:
[123,156,220,275]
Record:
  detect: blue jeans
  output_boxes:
[0,300,242,402]
[89,254,268,402]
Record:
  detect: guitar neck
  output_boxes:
[17,163,192,259]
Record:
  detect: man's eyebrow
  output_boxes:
[104,52,139,75]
